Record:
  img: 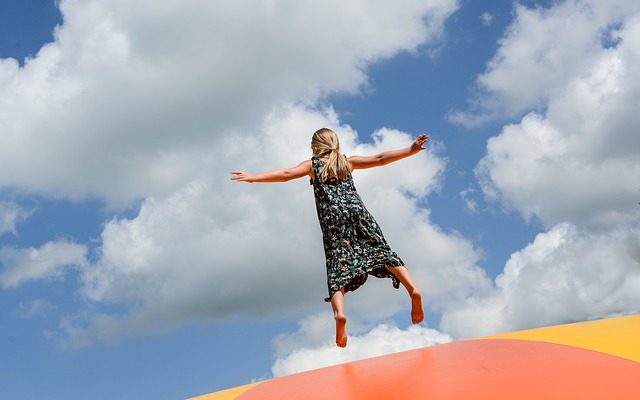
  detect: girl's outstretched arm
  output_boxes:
[231,160,312,183]
[349,133,429,170]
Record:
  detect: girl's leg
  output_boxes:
[330,288,348,348]
[386,266,424,324]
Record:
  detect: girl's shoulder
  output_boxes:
[311,155,354,173]
[311,155,348,162]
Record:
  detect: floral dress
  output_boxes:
[310,157,405,302]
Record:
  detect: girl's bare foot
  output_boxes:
[335,314,348,348]
[411,290,424,324]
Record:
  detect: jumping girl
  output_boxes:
[231,128,428,348]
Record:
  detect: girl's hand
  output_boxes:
[410,133,429,153]
[230,171,254,182]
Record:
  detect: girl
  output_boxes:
[231,128,428,348]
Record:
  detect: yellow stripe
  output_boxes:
[187,382,262,400]
[484,314,640,362]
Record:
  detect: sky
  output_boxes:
[1,0,639,398]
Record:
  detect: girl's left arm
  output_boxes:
[349,133,429,170]
[231,160,312,183]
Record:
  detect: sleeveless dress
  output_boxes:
[310,156,405,302]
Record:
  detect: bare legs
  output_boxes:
[386,266,424,324]
[329,266,424,348]
[330,288,348,347]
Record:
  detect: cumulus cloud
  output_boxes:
[0,0,458,206]
[0,0,498,346]
[441,223,640,338]
[272,312,452,376]
[475,6,640,229]
[450,0,640,125]
[440,1,640,339]
[229,0,640,361]
[55,105,490,346]
[0,240,88,288]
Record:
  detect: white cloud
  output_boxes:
[475,9,640,229]
[440,223,640,338]
[450,0,640,125]
[0,240,88,288]
[0,0,494,347]
[459,187,478,213]
[271,312,451,376]
[264,1,640,368]
[439,2,640,340]
[0,200,33,236]
[58,105,491,345]
[0,0,458,206]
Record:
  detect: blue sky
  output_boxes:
[1,1,639,399]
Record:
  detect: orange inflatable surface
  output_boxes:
[191,314,640,400]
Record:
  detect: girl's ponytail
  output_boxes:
[311,128,350,183]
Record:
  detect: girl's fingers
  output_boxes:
[413,134,429,150]
[230,171,245,181]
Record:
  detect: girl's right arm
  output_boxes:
[349,134,429,170]
[231,160,312,183]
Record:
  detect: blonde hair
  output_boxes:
[311,128,350,183]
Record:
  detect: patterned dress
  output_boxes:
[310,157,405,302]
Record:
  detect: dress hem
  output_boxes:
[324,262,405,302]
